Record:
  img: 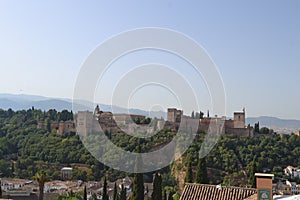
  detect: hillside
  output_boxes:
[0,108,300,186]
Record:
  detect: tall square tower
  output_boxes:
[234,108,245,128]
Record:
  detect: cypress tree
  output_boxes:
[0,180,2,198]
[132,141,144,200]
[249,158,257,188]
[83,185,87,200]
[152,172,162,200]
[146,185,149,194]
[120,184,126,200]
[46,119,51,133]
[113,182,118,200]
[185,155,193,183]
[172,193,179,200]
[102,177,109,200]
[196,157,209,184]
[168,191,175,200]
[163,189,167,200]
[11,162,15,177]
[91,193,97,200]
[132,169,144,200]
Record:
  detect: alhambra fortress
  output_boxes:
[167,107,253,137]
[36,105,255,137]
[73,106,255,137]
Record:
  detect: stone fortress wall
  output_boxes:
[75,105,254,137]
[167,107,254,137]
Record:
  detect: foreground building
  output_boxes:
[180,173,274,200]
[180,184,257,200]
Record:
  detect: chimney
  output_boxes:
[255,173,274,200]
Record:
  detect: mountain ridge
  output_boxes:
[0,93,166,119]
[0,93,299,132]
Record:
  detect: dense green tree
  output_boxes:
[0,159,12,177]
[71,169,87,181]
[47,109,57,121]
[196,157,208,184]
[56,189,85,200]
[152,172,162,200]
[146,117,151,124]
[260,127,270,134]
[161,172,176,188]
[59,110,73,121]
[134,117,140,124]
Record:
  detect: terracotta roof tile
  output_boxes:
[180,184,257,200]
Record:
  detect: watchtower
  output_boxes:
[234,108,245,128]
[167,108,182,123]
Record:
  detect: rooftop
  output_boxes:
[274,195,300,200]
[180,183,257,200]
[61,167,73,171]
[255,173,275,178]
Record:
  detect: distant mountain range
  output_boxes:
[0,93,299,133]
[0,93,166,119]
[247,116,300,133]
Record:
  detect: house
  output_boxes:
[0,178,45,200]
[294,131,300,136]
[286,181,298,195]
[61,167,73,180]
[1,179,33,191]
[273,180,285,195]
[284,166,300,179]
[86,176,133,200]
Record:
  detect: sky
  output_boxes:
[0,1,299,119]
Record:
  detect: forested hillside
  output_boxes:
[0,108,299,186]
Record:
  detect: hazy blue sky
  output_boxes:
[0,1,299,119]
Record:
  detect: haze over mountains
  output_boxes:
[0,93,166,119]
[0,93,299,133]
